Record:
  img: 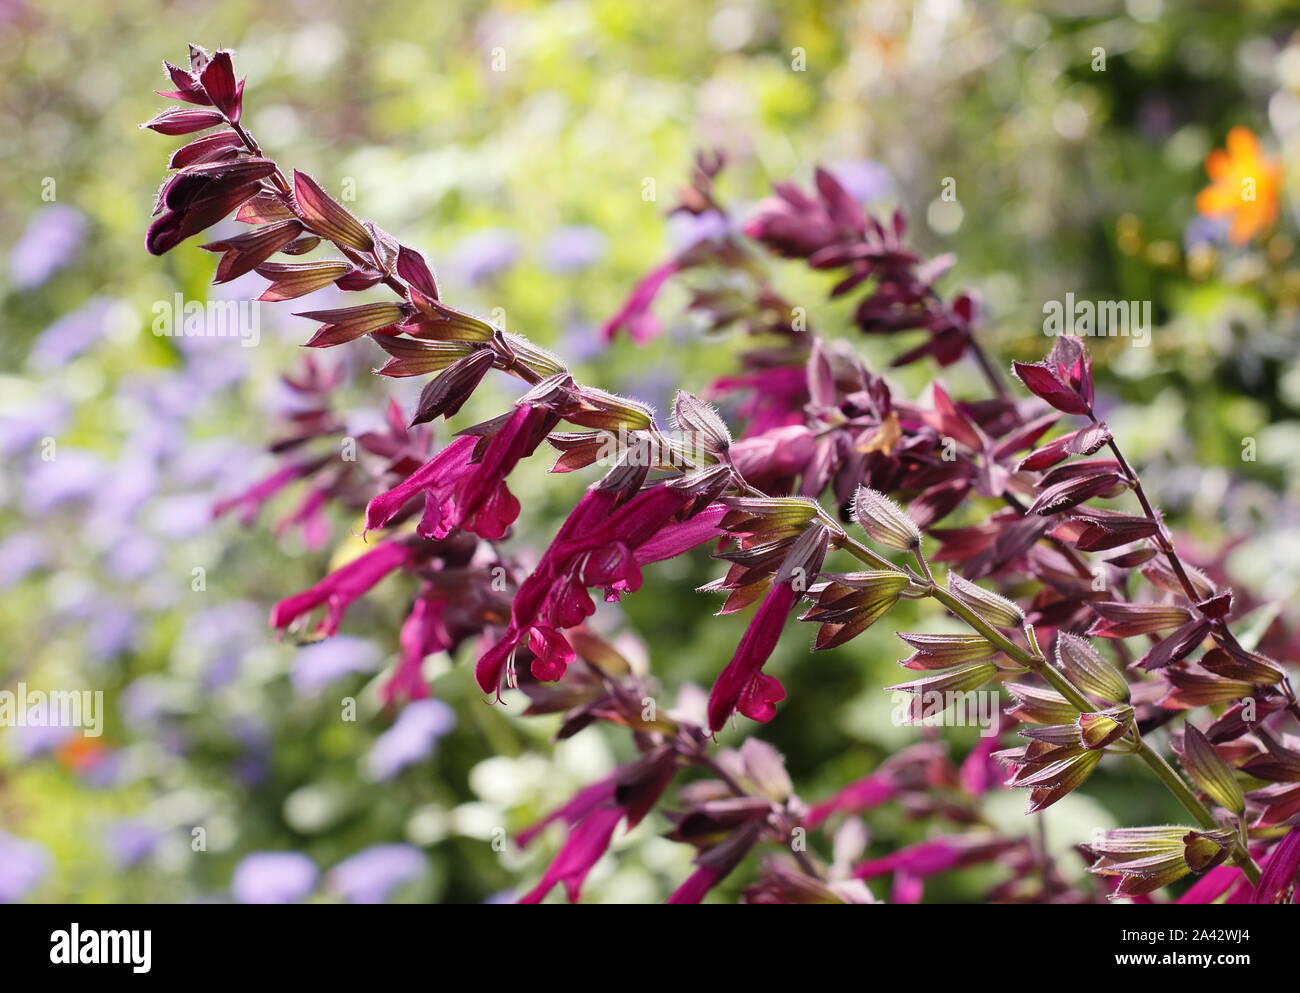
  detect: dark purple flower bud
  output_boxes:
[1087,600,1191,638]
[1176,724,1245,815]
[1059,508,1159,551]
[293,170,374,252]
[397,245,440,303]
[255,259,352,302]
[409,349,496,424]
[146,177,266,255]
[141,107,226,135]
[156,60,213,105]
[295,302,411,347]
[199,50,243,123]
[168,130,243,169]
[1011,336,1096,416]
[201,218,303,283]
[1025,470,1126,516]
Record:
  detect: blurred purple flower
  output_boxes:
[328,844,427,903]
[9,721,76,761]
[557,312,603,363]
[104,534,163,581]
[123,421,184,465]
[827,160,893,203]
[85,606,138,664]
[24,450,106,514]
[450,229,520,284]
[365,699,456,780]
[1184,214,1229,251]
[171,439,260,488]
[0,532,47,589]
[203,653,241,690]
[0,396,69,459]
[291,636,382,695]
[29,297,113,371]
[228,717,271,786]
[118,373,203,421]
[1138,96,1176,140]
[183,602,262,655]
[118,678,170,726]
[79,749,128,789]
[106,820,161,869]
[668,210,729,252]
[0,833,51,903]
[88,458,161,530]
[231,852,318,904]
[542,226,606,273]
[147,493,214,539]
[9,205,86,289]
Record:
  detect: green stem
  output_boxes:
[1131,738,1261,885]
[927,584,1095,712]
[927,579,1265,886]
[831,523,922,581]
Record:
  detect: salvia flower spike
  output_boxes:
[136,45,1298,902]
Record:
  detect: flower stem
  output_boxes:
[832,523,922,580]
[927,583,1096,712]
[968,338,1011,401]
[1095,418,1300,726]
[928,579,1264,885]
[1095,423,1204,605]
[1130,737,1261,885]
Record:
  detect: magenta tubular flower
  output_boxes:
[726,424,817,485]
[214,457,327,526]
[667,866,725,904]
[383,589,451,705]
[506,488,624,623]
[518,805,623,904]
[853,839,962,881]
[472,488,625,693]
[273,484,330,550]
[476,483,720,695]
[852,834,1012,897]
[601,260,680,343]
[632,503,726,564]
[453,403,556,531]
[805,774,898,828]
[522,752,685,904]
[709,366,809,437]
[1251,827,1300,904]
[517,777,618,850]
[269,540,417,636]
[665,819,765,904]
[1176,864,1246,904]
[365,436,477,535]
[706,581,799,732]
[366,403,555,541]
